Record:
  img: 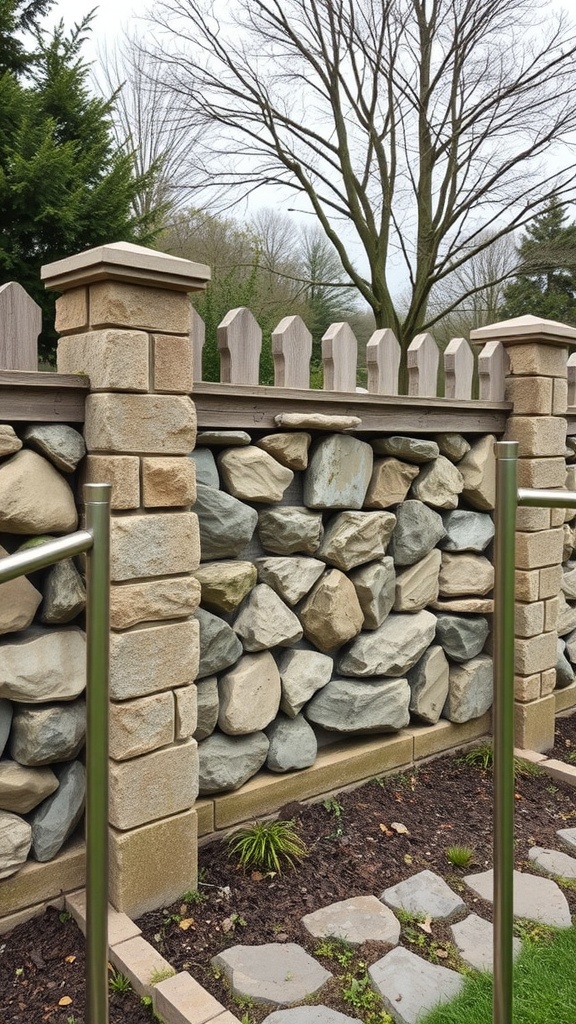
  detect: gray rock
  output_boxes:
[409,456,464,510]
[302,895,400,947]
[0,627,86,702]
[218,652,281,735]
[256,557,325,605]
[450,913,521,973]
[266,713,317,771]
[0,698,13,757]
[0,810,32,879]
[388,500,446,566]
[23,424,86,473]
[255,432,311,471]
[439,510,495,553]
[381,869,465,921]
[233,584,303,651]
[364,458,420,509]
[372,436,439,463]
[196,430,251,446]
[435,433,471,462]
[337,610,437,677]
[195,608,243,679]
[556,640,575,688]
[443,655,493,723]
[557,827,576,853]
[29,760,86,862]
[211,943,332,1005]
[194,561,257,614]
[0,424,22,457]
[408,646,450,725]
[459,434,496,511]
[317,511,396,571]
[194,676,219,741]
[299,569,364,652]
[435,615,490,662]
[9,699,86,766]
[464,868,571,927]
[0,761,59,813]
[528,846,576,879]
[189,448,219,488]
[557,593,576,637]
[198,731,269,794]
[439,552,494,596]
[193,484,258,561]
[278,649,333,718]
[262,1009,361,1024]
[304,435,373,509]
[305,676,410,734]
[0,544,42,636]
[218,446,294,503]
[393,550,441,613]
[368,946,464,1024]
[40,558,86,624]
[349,557,396,630]
[562,565,576,600]
[258,507,324,555]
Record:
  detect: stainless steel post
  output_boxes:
[84,483,112,1024]
[493,442,518,1024]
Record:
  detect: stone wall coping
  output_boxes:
[471,315,576,347]
[41,241,211,294]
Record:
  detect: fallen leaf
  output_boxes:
[435,949,449,959]
[178,918,195,930]
[222,917,234,933]
[403,854,413,865]
[251,871,265,881]
[391,822,409,835]
[379,823,393,836]
[417,916,432,934]
[64,955,76,964]
[515,793,522,800]
[58,996,73,1006]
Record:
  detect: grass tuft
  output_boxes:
[227,818,308,874]
[445,845,475,868]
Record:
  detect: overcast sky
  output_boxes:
[48,0,142,54]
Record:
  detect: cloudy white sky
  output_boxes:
[48,0,143,53]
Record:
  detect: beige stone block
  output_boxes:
[515,528,564,570]
[517,457,567,488]
[110,512,200,581]
[153,334,194,393]
[214,733,413,829]
[514,631,557,675]
[110,620,199,700]
[109,740,198,830]
[57,330,149,391]
[552,506,568,526]
[505,376,552,415]
[553,378,568,415]
[540,758,576,788]
[109,936,175,997]
[0,839,84,917]
[514,673,541,703]
[555,683,576,713]
[541,668,557,696]
[507,343,568,378]
[54,287,88,333]
[410,713,492,760]
[544,596,559,631]
[515,568,540,602]
[364,458,419,508]
[515,601,544,638]
[109,692,175,761]
[110,577,201,629]
[515,506,551,531]
[109,809,197,918]
[65,889,141,945]
[539,564,563,599]
[153,971,227,1024]
[174,685,197,739]
[85,393,196,455]
[195,799,214,837]
[142,457,196,508]
[90,281,192,334]
[83,455,140,510]
[439,552,493,596]
[514,694,555,752]
[506,416,566,458]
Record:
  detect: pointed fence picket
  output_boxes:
[0,281,41,370]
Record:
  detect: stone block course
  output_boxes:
[553,377,568,414]
[142,457,196,507]
[89,281,193,333]
[514,673,541,703]
[515,528,564,570]
[515,601,545,638]
[109,809,197,917]
[506,343,569,377]
[514,694,555,751]
[153,333,194,393]
[517,457,567,488]
[58,329,149,391]
[109,692,175,761]
[85,393,196,454]
[514,632,557,675]
[505,416,567,457]
[109,740,198,830]
[54,287,88,332]
[110,577,201,630]
[110,620,199,700]
[110,512,200,581]
[83,454,140,509]
[505,376,552,415]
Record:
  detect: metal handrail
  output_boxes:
[0,482,111,1024]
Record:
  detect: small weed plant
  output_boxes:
[445,845,475,868]
[462,743,544,779]
[181,887,207,905]
[323,796,345,837]
[149,966,176,985]
[316,940,392,1023]
[227,818,307,874]
[108,969,132,995]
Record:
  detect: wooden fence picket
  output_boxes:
[0,281,41,370]
[478,339,507,402]
[407,332,439,397]
[191,307,205,383]
[322,321,358,391]
[444,337,474,400]
[366,328,401,395]
[272,315,312,388]
[217,307,262,385]
[568,353,576,409]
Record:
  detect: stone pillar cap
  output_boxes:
[41,241,211,293]
[470,314,576,347]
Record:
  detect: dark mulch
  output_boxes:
[2,713,576,1024]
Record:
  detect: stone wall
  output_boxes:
[191,423,499,796]
[0,423,87,881]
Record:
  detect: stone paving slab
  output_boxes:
[262,1009,361,1024]
[381,869,466,921]
[450,913,521,973]
[557,827,576,853]
[369,946,465,1024]
[301,895,401,947]
[529,846,576,879]
[211,943,332,1005]
[464,869,572,927]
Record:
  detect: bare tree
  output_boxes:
[145,0,576,350]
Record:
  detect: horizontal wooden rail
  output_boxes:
[193,381,510,434]
[0,370,89,422]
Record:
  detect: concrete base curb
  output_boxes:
[515,747,576,788]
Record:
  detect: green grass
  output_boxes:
[420,924,576,1024]
[227,818,308,874]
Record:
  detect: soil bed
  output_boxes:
[1,714,575,1024]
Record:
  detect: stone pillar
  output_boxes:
[471,315,576,751]
[42,242,210,916]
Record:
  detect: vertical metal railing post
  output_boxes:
[493,441,518,1024]
[84,483,112,1024]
